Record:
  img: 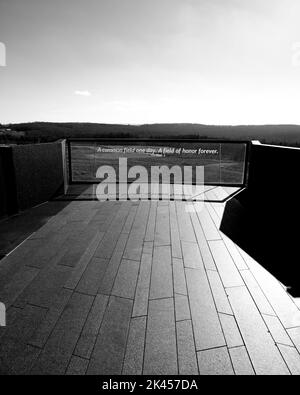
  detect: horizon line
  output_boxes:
[2,121,300,128]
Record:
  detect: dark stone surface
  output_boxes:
[0,201,69,257]
[0,147,18,217]
[1,199,300,374]
[221,142,300,294]
[12,142,64,211]
[0,142,64,219]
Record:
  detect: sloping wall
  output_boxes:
[220,141,300,293]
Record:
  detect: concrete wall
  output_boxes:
[244,141,300,203]
[0,147,18,217]
[220,141,300,293]
[0,141,65,217]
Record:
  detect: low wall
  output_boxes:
[0,147,18,217]
[220,141,300,293]
[0,141,65,217]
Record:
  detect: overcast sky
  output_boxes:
[1,0,300,125]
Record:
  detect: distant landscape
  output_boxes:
[2,122,300,147]
[70,141,246,185]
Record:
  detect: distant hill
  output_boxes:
[2,122,300,146]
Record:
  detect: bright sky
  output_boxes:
[1,0,300,125]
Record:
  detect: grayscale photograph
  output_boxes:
[1,0,300,381]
